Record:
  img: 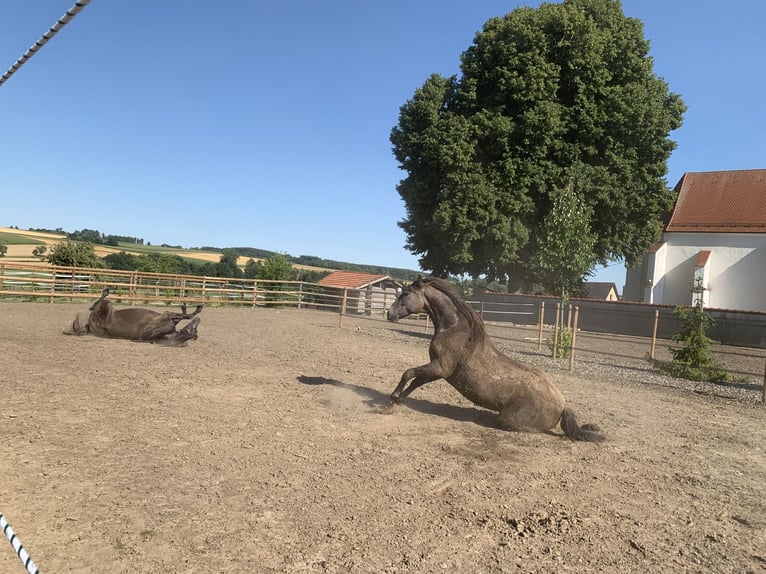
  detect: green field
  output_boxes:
[1,228,419,279]
[0,231,47,245]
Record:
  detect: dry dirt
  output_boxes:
[1,302,765,574]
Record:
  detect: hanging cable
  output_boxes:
[0,0,92,87]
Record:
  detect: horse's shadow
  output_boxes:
[296,375,498,430]
[390,327,432,341]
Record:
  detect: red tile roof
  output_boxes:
[666,169,766,233]
[694,250,711,267]
[317,271,390,289]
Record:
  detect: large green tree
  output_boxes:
[43,240,102,268]
[258,254,294,281]
[391,0,685,289]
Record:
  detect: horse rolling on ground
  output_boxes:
[386,277,604,442]
[65,288,203,346]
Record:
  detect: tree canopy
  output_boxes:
[391,0,685,290]
[258,254,294,281]
[42,240,102,268]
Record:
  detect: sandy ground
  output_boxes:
[1,302,765,574]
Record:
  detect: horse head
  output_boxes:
[387,276,427,322]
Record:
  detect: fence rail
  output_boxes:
[0,262,397,315]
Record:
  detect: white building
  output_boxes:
[623,169,766,311]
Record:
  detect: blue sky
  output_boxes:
[1,1,763,288]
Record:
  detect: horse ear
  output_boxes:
[412,275,423,287]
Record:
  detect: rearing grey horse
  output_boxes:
[65,288,203,346]
[386,277,604,442]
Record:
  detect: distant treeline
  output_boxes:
[25,227,420,281]
[30,227,144,246]
[228,248,420,281]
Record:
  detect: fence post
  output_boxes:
[129,271,137,305]
[424,314,430,332]
[298,282,304,309]
[252,281,258,308]
[537,301,545,351]
[479,301,485,320]
[552,302,561,358]
[650,309,660,360]
[762,357,765,404]
[568,306,580,371]
[49,268,55,303]
[339,288,348,327]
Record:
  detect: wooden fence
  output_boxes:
[2,261,763,401]
[0,261,393,315]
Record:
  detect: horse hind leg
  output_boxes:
[179,301,204,318]
[497,402,550,433]
[187,303,204,318]
[170,302,204,325]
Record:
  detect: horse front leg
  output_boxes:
[159,317,200,347]
[387,361,447,407]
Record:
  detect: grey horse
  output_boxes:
[387,277,604,441]
[65,288,203,346]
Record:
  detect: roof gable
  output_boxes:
[582,282,618,300]
[317,271,390,289]
[666,169,766,233]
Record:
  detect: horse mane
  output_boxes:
[420,277,487,350]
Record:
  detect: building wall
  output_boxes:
[347,286,398,315]
[624,232,766,312]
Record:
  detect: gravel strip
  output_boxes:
[497,342,765,406]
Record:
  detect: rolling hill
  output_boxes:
[0,226,420,280]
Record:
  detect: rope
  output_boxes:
[0,0,92,87]
[0,513,40,574]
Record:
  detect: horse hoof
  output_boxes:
[373,403,396,414]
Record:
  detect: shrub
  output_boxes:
[547,326,572,359]
[658,279,730,384]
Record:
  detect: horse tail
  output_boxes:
[559,408,605,442]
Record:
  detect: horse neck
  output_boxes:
[422,287,465,333]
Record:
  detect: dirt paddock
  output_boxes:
[1,302,765,573]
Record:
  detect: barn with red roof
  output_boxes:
[317,271,400,314]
